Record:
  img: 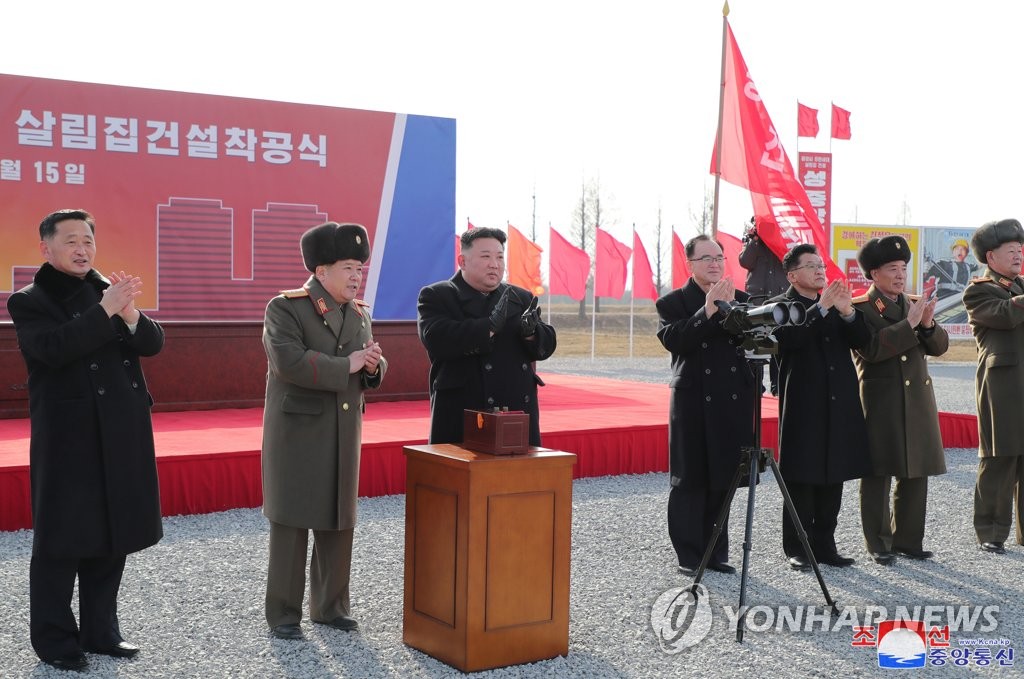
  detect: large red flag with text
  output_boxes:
[594,227,632,298]
[797,102,819,138]
[831,104,852,140]
[709,22,842,282]
[672,231,690,289]
[507,224,544,294]
[548,227,590,301]
[631,230,658,301]
[717,231,747,292]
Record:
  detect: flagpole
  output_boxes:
[710,1,730,238]
[629,225,636,360]
[590,283,596,361]
[829,100,833,155]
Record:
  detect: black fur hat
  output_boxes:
[971,219,1024,263]
[300,222,370,272]
[857,235,911,280]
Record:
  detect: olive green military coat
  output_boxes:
[261,277,386,530]
[963,269,1024,458]
[852,285,948,478]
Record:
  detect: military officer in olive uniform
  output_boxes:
[962,218,1024,555]
[656,234,756,576]
[417,226,556,447]
[851,236,948,566]
[261,222,386,640]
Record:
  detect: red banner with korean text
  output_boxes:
[797,152,833,250]
[709,23,843,282]
[0,73,456,321]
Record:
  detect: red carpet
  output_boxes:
[0,373,978,531]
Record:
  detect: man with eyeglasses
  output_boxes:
[850,236,947,566]
[770,243,872,571]
[962,218,1024,555]
[261,222,386,640]
[656,234,756,576]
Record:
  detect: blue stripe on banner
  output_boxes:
[373,114,456,320]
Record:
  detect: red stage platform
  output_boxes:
[0,373,979,532]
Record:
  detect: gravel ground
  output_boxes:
[1,360,1013,678]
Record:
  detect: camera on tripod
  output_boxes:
[714,300,806,355]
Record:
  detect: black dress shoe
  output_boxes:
[83,640,139,658]
[270,623,305,640]
[869,551,896,566]
[894,547,933,560]
[817,553,855,567]
[316,615,358,631]
[980,542,1006,554]
[43,652,88,672]
[788,556,811,571]
[677,564,697,576]
[708,562,737,574]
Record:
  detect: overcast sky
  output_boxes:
[5,0,1022,259]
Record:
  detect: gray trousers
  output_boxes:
[974,457,1024,545]
[859,475,928,553]
[265,521,354,628]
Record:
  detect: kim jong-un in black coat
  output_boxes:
[417,228,556,446]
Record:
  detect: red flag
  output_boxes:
[506,224,544,295]
[709,22,843,282]
[831,104,852,140]
[717,231,747,292]
[548,227,590,301]
[594,227,632,299]
[672,231,690,289]
[797,102,819,138]
[631,230,658,301]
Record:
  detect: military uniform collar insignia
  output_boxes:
[874,297,886,313]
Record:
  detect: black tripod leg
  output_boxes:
[734,447,761,642]
[765,453,840,614]
[688,458,745,591]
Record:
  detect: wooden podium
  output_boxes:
[402,444,576,672]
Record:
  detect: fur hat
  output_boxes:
[300,222,370,272]
[971,219,1024,263]
[857,235,911,280]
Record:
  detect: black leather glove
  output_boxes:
[488,287,513,333]
[520,297,540,337]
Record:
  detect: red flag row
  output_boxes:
[463,223,756,303]
[798,102,852,140]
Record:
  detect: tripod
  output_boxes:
[687,355,840,642]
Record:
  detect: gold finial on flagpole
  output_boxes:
[723,1,730,16]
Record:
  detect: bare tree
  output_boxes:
[569,176,619,317]
[689,188,714,236]
[652,205,668,295]
[899,198,911,226]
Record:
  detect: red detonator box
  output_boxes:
[461,409,530,455]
